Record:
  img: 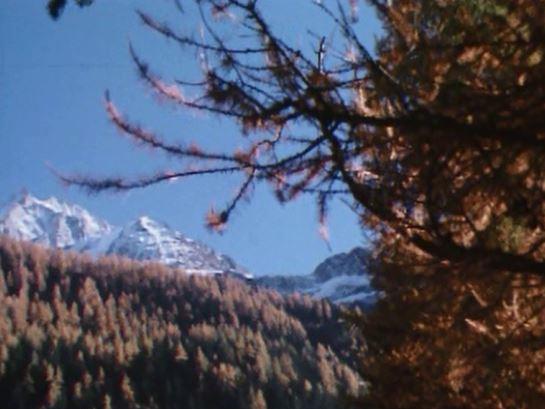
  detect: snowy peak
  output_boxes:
[312,247,370,282]
[0,193,248,277]
[106,216,248,276]
[0,192,113,249]
[310,247,376,305]
[256,247,376,306]
[107,216,217,269]
[0,192,371,303]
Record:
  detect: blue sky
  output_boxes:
[0,0,381,276]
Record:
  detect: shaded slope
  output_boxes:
[257,248,376,306]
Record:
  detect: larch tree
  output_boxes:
[53,0,545,407]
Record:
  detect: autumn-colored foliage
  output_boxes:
[350,2,545,408]
[51,0,545,407]
[0,236,361,409]
[59,0,545,275]
[347,241,545,409]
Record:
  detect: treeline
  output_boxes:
[0,236,361,409]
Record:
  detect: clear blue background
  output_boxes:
[0,0,380,276]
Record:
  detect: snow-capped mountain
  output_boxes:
[0,193,248,277]
[0,192,113,250]
[0,192,373,303]
[313,247,369,281]
[256,248,377,306]
[107,216,246,275]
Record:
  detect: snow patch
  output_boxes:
[309,274,370,299]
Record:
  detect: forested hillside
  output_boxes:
[0,236,361,409]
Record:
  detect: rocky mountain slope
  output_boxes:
[256,248,376,306]
[0,192,373,303]
[107,216,243,275]
[0,192,248,277]
[0,192,113,250]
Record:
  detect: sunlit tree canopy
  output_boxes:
[52,1,545,407]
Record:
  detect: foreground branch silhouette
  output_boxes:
[56,1,545,407]
[61,0,545,276]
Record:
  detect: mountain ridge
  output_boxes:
[0,192,249,278]
[256,247,376,306]
[0,192,373,303]
[0,192,113,250]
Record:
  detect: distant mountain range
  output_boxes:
[0,192,374,304]
[0,192,249,278]
[256,248,377,306]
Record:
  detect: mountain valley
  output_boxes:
[0,193,372,304]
